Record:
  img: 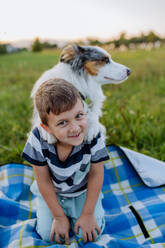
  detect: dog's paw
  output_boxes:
[85,124,106,141]
[84,113,100,141]
[38,126,57,144]
[84,121,101,141]
[84,111,106,141]
[99,123,106,140]
[84,128,97,142]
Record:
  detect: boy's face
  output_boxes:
[42,99,88,147]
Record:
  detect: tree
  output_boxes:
[146,31,160,43]
[0,43,7,54]
[32,38,42,52]
[42,42,57,49]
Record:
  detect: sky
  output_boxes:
[0,0,165,43]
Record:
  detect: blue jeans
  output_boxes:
[31,181,105,243]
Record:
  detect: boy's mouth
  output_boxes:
[69,132,81,138]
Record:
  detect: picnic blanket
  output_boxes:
[1,144,165,248]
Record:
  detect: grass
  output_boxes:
[0,46,165,164]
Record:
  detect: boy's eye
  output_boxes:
[57,120,67,126]
[76,113,85,119]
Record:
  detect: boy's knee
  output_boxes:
[96,217,105,239]
[37,224,51,242]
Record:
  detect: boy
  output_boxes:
[22,78,109,245]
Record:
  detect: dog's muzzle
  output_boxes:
[127,69,131,76]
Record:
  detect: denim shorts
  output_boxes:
[31,180,105,243]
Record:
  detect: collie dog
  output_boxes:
[31,44,130,143]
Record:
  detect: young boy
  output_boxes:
[22,78,109,245]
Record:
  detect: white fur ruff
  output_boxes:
[31,45,130,144]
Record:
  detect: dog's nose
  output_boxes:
[127,69,131,76]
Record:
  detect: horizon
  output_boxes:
[3,29,165,44]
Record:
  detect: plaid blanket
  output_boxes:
[1,144,165,248]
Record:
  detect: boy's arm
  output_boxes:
[32,165,64,217]
[74,162,104,242]
[32,165,70,244]
[82,162,104,214]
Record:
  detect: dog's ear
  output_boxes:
[60,44,85,63]
[73,44,85,54]
[60,44,76,62]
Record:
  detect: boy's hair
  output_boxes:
[35,78,82,126]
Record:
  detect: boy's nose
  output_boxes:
[70,123,80,133]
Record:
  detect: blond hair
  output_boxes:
[35,78,82,125]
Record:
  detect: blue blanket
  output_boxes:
[1,145,165,248]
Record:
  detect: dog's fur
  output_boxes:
[31,44,130,143]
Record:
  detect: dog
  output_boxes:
[31,44,131,143]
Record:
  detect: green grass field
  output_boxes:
[0,46,165,165]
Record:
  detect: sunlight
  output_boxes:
[0,0,165,42]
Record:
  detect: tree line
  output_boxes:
[31,32,165,52]
[88,31,165,48]
[0,31,164,54]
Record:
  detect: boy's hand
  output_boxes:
[74,214,100,243]
[50,216,70,244]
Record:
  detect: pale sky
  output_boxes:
[0,0,165,42]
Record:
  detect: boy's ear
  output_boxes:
[40,123,52,134]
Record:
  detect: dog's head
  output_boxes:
[60,44,131,85]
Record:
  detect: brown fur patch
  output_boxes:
[61,45,76,62]
[84,61,106,76]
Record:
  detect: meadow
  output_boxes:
[0,46,165,165]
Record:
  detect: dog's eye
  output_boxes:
[105,57,110,64]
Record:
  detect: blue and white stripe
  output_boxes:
[22,127,109,197]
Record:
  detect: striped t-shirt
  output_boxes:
[22,127,109,197]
